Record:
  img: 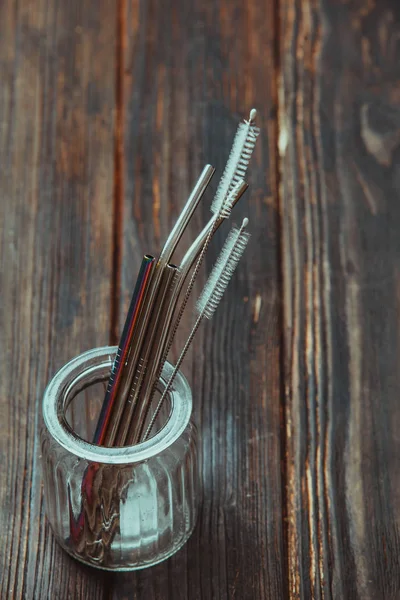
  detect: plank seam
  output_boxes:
[273,0,290,596]
[110,0,126,345]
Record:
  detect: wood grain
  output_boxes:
[5,0,400,598]
[280,0,400,597]
[0,1,116,598]
[104,0,285,598]
[0,0,283,598]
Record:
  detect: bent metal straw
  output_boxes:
[134,180,249,439]
[142,218,251,442]
[95,165,214,446]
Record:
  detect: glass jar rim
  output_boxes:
[42,345,193,464]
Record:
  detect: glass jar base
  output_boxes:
[48,520,197,571]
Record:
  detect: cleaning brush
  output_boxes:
[212,109,259,214]
[141,217,251,441]
[163,180,246,356]
[164,110,259,358]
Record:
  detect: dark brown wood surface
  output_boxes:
[280,0,400,598]
[0,0,116,597]
[1,0,399,598]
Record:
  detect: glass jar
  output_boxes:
[41,346,200,571]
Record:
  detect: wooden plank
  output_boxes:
[280,0,400,597]
[0,1,116,598]
[104,0,285,598]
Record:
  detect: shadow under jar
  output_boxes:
[41,346,200,571]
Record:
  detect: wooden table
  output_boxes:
[1,1,400,598]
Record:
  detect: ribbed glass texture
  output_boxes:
[41,346,199,571]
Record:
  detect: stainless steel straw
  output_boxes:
[115,264,178,445]
[97,165,214,446]
[93,254,155,445]
[133,181,249,433]
[142,218,251,441]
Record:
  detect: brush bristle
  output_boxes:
[196,225,250,319]
[211,119,260,216]
[217,179,246,219]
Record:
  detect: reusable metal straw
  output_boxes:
[97,165,214,446]
[110,166,214,443]
[157,164,215,267]
[93,255,155,445]
[142,218,251,441]
[133,181,249,434]
[115,264,178,446]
